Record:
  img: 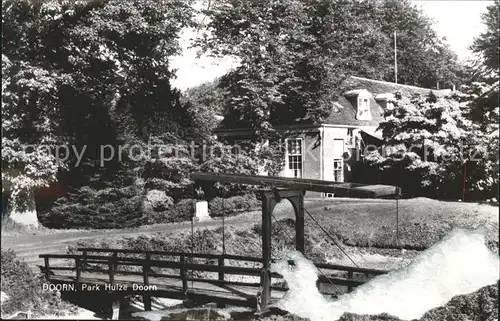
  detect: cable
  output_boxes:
[269,210,343,296]
[303,208,361,269]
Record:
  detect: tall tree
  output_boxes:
[469,0,499,79]
[1,54,68,225]
[2,0,196,225]
[465,0,499,133]
[376,0,463,88]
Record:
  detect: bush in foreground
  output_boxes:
[0,249,77,318]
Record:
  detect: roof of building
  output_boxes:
[214,75,445,133]
[347,76,436,96]
[323,76,440,126]
[325,95,384,126]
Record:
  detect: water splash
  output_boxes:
[271,228,500,321]
[271,251,342,321]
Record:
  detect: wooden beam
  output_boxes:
[75,248,264,262]
[190,172,400,197]
[314,262,387,275]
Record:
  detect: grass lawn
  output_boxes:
[300,197,498,250]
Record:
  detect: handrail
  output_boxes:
[39,253,265,276]
[76,247,264,263]
[42,251,388,275]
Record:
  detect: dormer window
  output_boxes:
[345,89,372,121]
[357,96,371,120]
[375,93,395,111]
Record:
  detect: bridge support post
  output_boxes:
[260,190,274,310]
[259,189,305,311]
[293,191,305,253]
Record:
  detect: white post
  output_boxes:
[195,201,210,221]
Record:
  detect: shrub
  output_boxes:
[209,193,260,217]
[39,185,146,229]
[143,189,174,212]
[142,157,198,200]
[146,198,195,224]
[1,249,77,318]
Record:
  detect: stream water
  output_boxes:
[272,227,499,321]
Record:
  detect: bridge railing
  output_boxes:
[76,247,265,289]
[75,248,387,284]
[39,250,269,297]
[39,248,387,295]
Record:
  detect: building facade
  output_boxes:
[215,76,442,196]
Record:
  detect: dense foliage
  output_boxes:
[364,91,498,200]
[2,0,494,227]
[180,79,226,141]
[38,184,146,229]
[198,146,260,197]
[360,2,499,201]
[145,198,195,225]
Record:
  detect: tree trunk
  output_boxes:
[9,188,39,227]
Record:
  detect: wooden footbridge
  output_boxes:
[39,248,387,315]
[39,173,400,318]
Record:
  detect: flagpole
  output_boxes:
[394,31,398,84]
